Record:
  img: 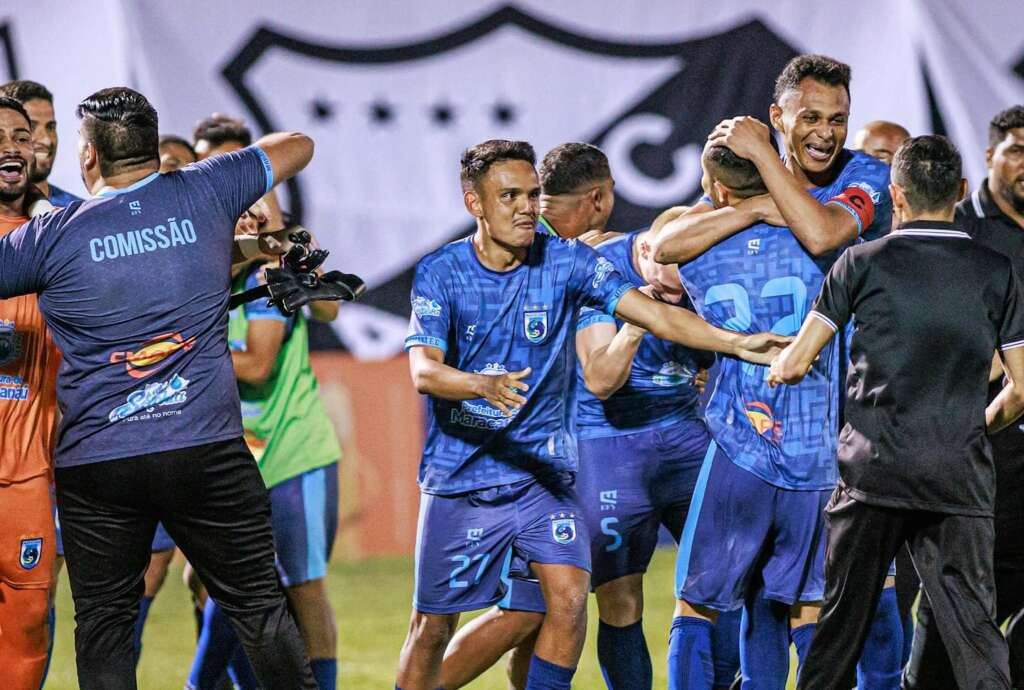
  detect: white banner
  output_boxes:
[3,1,1023,357]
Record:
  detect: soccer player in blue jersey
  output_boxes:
[438,144,739,690]
[653,55,900,689]
[0,86,319,690]
[397,139,789,690]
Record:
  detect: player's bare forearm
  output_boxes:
[613,289,737,354]
[988,348,1024,433]
[652,204,755,265]
[578,323,646,400]
[408,350,489,401]
[748,149,857,255]
[768,317,836,386]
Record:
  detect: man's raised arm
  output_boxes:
[253,132,314,186]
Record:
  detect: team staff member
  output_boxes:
[771,135,1024,689]
[911,104,1024,684]
[0,96,59,690]
[0,86,318,690]
[852,120,910,165]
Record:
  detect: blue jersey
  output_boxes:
[405,233,635,495]
[575,232,710,438]
[0,146,273,467]
[48,183,83,208]
[812,149,891,242]
[680,225,841,490]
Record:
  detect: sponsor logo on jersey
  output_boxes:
[745,400,782,440]
[243,428,268,462]
[465,528,484,547]
[652,361,695,387]
[0,319,23,367]
[550,513,577,544]
[747,238,761,255]
[108,374,190,422]
[599,490,618,511]
[412,295,442,318]
[849,181,881,204]
[19,538,42,570]
[476,362,508,377]
[524,310,548,343]
[129,200,143,216]
[109,332,197,379]
[592,257,615,288]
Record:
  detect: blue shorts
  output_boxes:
[151,522,175,552]
[269,462,339,587]
[675,441,829,610]
[578,421,709,588]
[414,475,589,615]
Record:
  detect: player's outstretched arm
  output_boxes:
[987,347,1024,433]
[652,202,760,265]
[709,117,858,256]
[576,317,646,401]
[408,346,531,417]
[767,316,836,386]
[612,289,789,364]
[253,132,314,186]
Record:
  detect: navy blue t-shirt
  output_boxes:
[0,146,273,467]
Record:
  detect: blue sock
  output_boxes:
[311,658,338,690]
[713,609,741,689]
[739,595,789,690]
[526,655,575,690]
[597,619,651,689]
[133,595,155,666]
[857,587,903,690]
[790,623,815,682]
[668,616,714,690]
[187,599,244,690]
[226,645,259,690]
[39,605,56,689]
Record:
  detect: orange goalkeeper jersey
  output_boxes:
[0,214,60,484]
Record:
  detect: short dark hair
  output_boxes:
[774,54,851,103]
[76,87,159,176]
[0,96,31,128]
[0,80,53,105]
[891,135,962,214]
[988,105,1024,148]
[460,139,535,192]
[538,143,611,195]
[703,144,768,197]
[159,134,197,161]
[193,114,252,148]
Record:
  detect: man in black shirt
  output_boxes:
[953,107,1024,677]
[769,135,1024,689]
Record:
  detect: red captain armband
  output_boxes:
[829,184,877,236]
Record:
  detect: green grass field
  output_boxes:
[44,547,798,688]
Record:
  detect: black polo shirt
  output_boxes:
[957,182,1024,523]
[810,220,1024,516]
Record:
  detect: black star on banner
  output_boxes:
[310,97,335,121]
[431,102,455,127]
[492,101,516,126]
[369,100,394,125]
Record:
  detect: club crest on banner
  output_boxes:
[222,8,797,357]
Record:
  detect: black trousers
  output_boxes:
[908,509,1024,688]
[797,485,1009,690]
[55,438,317,690]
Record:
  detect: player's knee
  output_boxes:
[407,611,457,651]
[1,586,50,654]
[595,575,644,626]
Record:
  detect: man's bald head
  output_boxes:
[853,121,910,164]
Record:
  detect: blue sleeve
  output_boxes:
[187,146,273,224]
[405,259,452,354]
[576,306,615,331]
[0,216,49,298]
[833,154,893,241]
[569,241,636,316]
[242,264,291,323]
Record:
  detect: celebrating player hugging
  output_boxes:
[1,36,1024,690]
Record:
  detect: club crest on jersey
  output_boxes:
[19,538,42,570]
[0,321,23,367]
[524,310,548,344]
[592,257,615,288]
[745,401,782,441]
[550,513,577,545]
